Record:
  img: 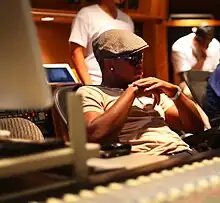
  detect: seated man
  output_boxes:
[204,63,220,121]
[77,29,205,156]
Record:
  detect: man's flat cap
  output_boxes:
[93,29,149,61]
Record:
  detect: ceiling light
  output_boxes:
[41,17,54,21]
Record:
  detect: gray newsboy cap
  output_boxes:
[92,29,149,62]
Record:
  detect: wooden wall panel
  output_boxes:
[35,22,72,64]
[155,21,169,80]
[138,0,168,19]
[138,0,169,81]
[142,20,156,77]
[142,20,169,81]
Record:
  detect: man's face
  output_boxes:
[196,37,212,50]
[108,52,144,84]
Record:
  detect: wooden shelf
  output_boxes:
[32,8,164,24]
[32,8,76,24]
[126,10,162,21]
[166,19,220,27]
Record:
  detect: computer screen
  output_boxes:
[0,1,52,110]
[44,64,79,84]
[46,68,73,83]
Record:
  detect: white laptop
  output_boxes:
[43,63,79,84]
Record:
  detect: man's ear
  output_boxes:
[103,59,116,70]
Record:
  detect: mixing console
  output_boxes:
[0,109,54,137]
[44,156,220,203]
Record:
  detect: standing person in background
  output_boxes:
[69,0,134,85]
[171,26,220,97]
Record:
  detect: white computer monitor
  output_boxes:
[0,1,98,180]
[0,1,53,110]
[43,63,79,84]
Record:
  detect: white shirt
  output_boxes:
[171,33,220,84]
[69,4,134,85]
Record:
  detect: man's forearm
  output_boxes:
[87,86,137,142]
[192,59,205,70]
[174,93,204,132]
[71,54,92,85]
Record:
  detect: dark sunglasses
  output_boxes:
[117,52,144,66]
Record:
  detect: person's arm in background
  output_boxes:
[171,49,191,89]
[69,42,92,85]
[171,43,206,83]
[69,8,92,85]
[191,59,206,70]
[191,41,207,70]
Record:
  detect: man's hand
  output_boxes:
[193,40,207,61]
[199,48,207,59]
[132,77,204,133]
[132,77,180,105]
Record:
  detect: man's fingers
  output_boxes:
[152,92,160,107]
[133,77,158,87]
[144,83,159,92]
[140,88,161,107]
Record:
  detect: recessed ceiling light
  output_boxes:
[41,17,54,21]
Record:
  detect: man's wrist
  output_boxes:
[196,56,206,65]
[128,84,139,96]
[198,58,206,63]
[169,86,182,101]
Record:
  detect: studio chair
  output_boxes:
[0,117,44,141]
[183,70,212,107]
[54,83,83,126]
